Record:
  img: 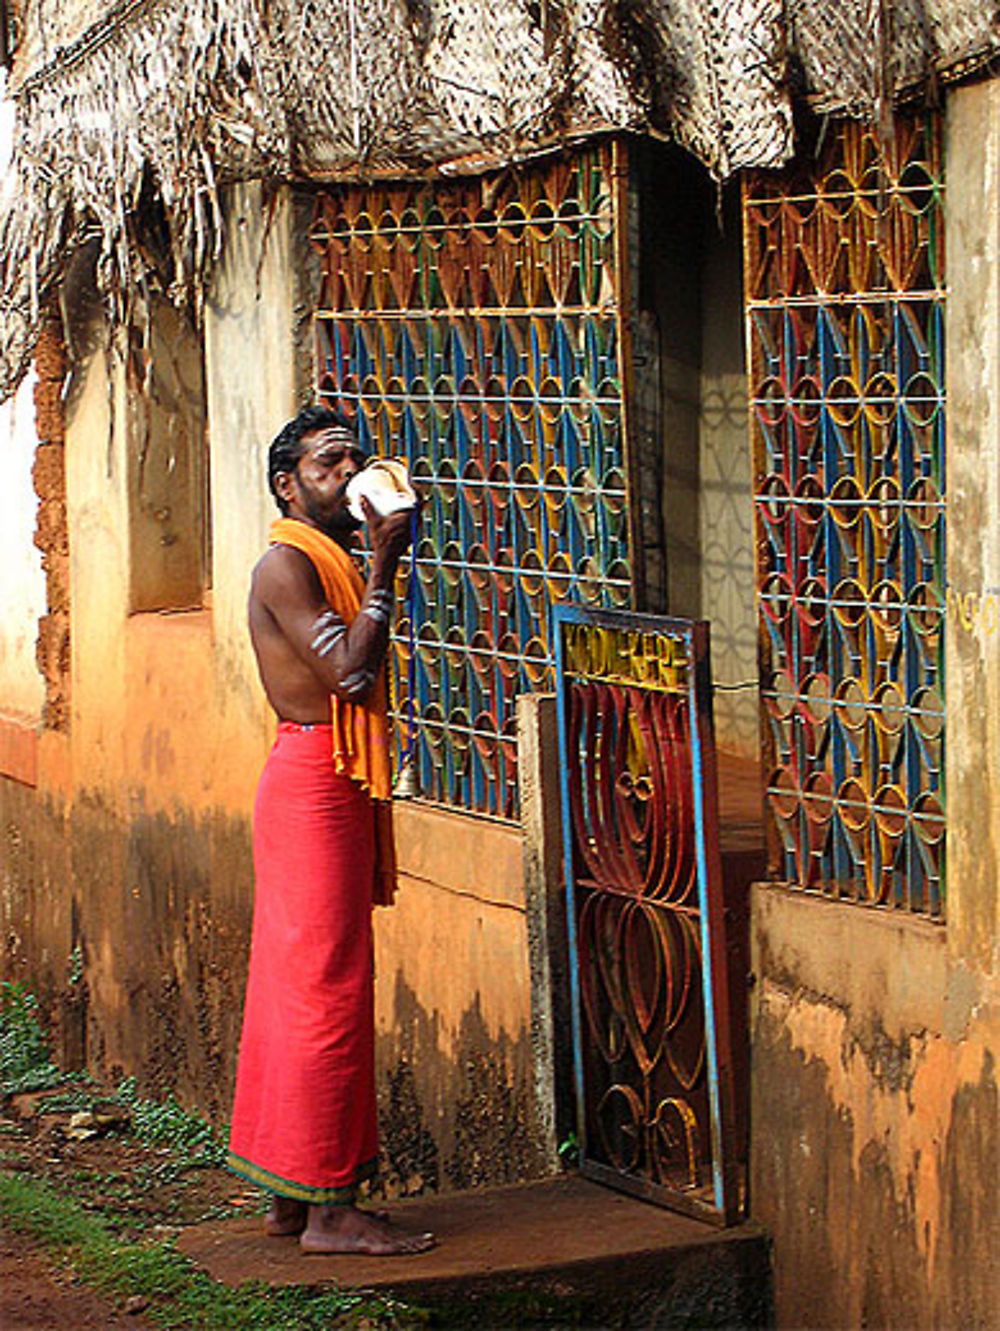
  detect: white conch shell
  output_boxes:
[346,458,417,521]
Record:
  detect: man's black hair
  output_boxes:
[267,404,359,513]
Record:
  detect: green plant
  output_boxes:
[0,980,61,1094]
[557,1131,580,1166]
[18,1082,97,1116]
[112,1078,227,1167]
[68,944,84,986]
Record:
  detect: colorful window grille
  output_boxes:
[744,115,946,915]
[311,143,632,817]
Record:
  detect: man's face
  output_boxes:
[279,428,367,538]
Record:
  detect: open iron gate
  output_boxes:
[554,604,740,1224]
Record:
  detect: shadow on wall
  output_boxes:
[700,377,756,755]
[375,971,548,1200]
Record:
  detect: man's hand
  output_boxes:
[363,496,421,575]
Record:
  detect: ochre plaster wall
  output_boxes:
[374,802,544,1195]
[750,82,1000,1329]
[0,188,292,1102]
[59,180,293,815]
[205,180,301,776]
[0,182,551,1189]
[0,95,45,726]
[750,889,998,1328]
[0,375,45,722]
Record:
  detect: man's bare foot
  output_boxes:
[265,1196,307,1236]
[266,1196,390,1236]
[300,1203,435,1256]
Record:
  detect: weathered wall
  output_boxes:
[0,179,555,1189]
[205,179,302,774]
[374,801,547,1196]
[0,85,45,723]
[0,372,44,721]
[945,81,1000,979]
[750,81,1000,1329]
[751,889,998,1329]
[0,185,294,1097]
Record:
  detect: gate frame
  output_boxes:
[553,603,741,1225]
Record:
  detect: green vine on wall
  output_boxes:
[0,980,61,1095]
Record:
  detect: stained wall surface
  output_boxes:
[374,801,546,1195]
[0,180,550,1187]
[750,80,1000,1329]
[0,86,45,724]
[0,375,44,722]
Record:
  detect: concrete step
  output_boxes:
[178,1175,772,1327]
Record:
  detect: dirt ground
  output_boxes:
[0,1227,155,1330]
[1,1087,254,1230]
[0,1087,257,1326]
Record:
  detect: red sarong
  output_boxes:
[227,723,378,1201]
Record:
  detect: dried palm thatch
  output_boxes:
[0,0,996,401]
[789,0,999,114]
[1,0,289,396]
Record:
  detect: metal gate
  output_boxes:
[554,604,740,1224]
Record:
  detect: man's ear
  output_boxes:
[274,470,296,506]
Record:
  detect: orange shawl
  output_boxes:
[269,518,397,906]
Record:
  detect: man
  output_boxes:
[227,404,433,1255]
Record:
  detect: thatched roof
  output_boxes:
[1,0,997,400]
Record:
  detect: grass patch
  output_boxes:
[0,1170,428,1329]
[0,983,434,1326]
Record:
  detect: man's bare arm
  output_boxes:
[256,504,414,703]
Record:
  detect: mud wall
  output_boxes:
[0,775,255,1114]
[1,769,549,1193]
[750,888,998,1329]
[0,181,556,1190]
[374,801,547,1197]
[0,184,292,1102]
[0,366,45,723]
[749,81,1000,1329]
[0,91,46,724]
